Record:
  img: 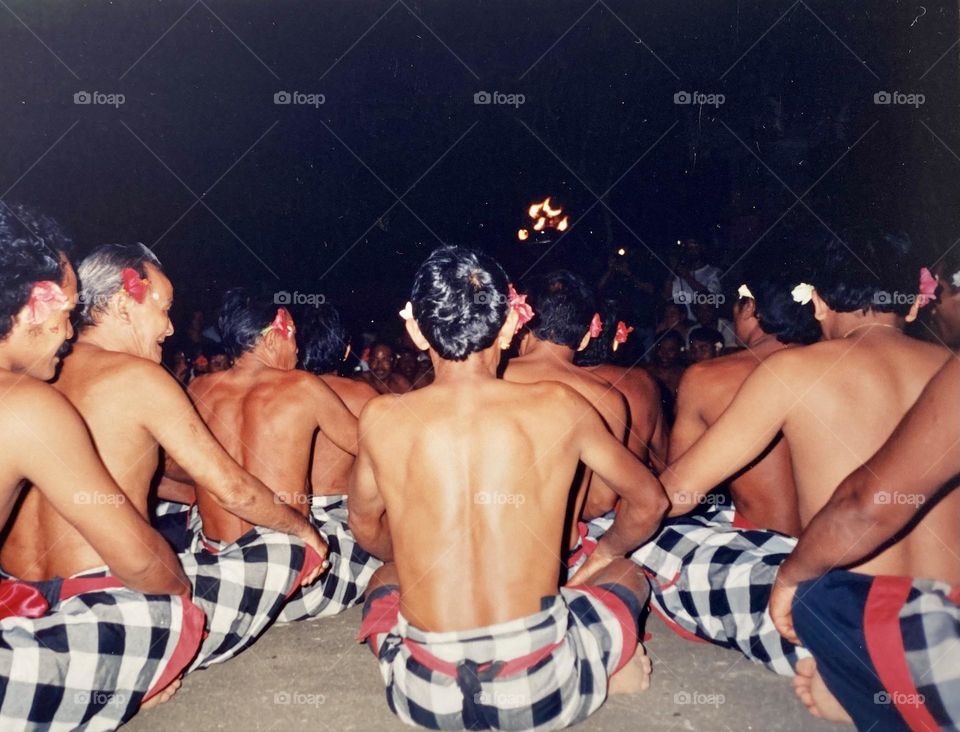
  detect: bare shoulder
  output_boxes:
[320,374,378,413]
[0,375,73,425]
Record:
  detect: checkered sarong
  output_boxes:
[178,507,318,671]
[794,570,960,731]
[630,503,807,676]
[565,512,616,578]
[277,494,382,622]
[358,583,640,731]
[0,567,204,731]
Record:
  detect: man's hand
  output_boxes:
[567,543,618,586]
[769,567,801,646]
[298,527,330,587]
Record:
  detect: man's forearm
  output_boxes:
[212,475,314,538]
[596,498,663,557]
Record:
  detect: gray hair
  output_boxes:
[77,243,163,327]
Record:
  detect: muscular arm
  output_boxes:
[17,387,189,596]
[575,392,669,557]
[347,401,392,560]
[664,354,793,515]
[581,386,630,519]
[142,364,316,542]
[780,357,960,585]
[307,375,359,455]
[668,368,708,462]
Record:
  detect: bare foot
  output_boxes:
[141,678,182,710]
[609,644,651,695]
[793,658,852,724]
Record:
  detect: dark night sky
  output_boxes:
[2,1,959,336]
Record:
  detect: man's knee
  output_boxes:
[587,558,649,607]
[367,562,399,593]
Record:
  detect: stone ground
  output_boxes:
[128,607,847,732]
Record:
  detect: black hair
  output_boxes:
[740,249,822,345]
[522,270,595,349]
[218,288,284,359]
[688,326,724,346]
[657,329,685,349]
[298,304,349,375]
[574,298,619,367]
[410,245,510,361]
[809,225,920,317]
[0,204,70,342]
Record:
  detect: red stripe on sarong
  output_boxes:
[143,597,205,702]
[356,587,401,656]
[864,576,940,732]
[572,584,640,672]
[732,510,760,531]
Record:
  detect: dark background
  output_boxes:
[2,1,959,338]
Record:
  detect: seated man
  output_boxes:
[650,227,951,680]
[2,244,326,673]
[0,208,203,729]
[629,254,821,674]
[187,292,379,622]
[503,272,630,575]
[351,246,668,732]
[770,355,960,728]
[573,299,666,472]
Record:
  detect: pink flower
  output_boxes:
[918,267,937,308]
[589,312,603,338]
[261,308,295,338]
[24,281,69,326]
[614,320,634,344]
[121,268,149,304]
[507,284,535,327]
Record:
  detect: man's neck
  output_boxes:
[522,337,576,365]
[744,330,782,353]
[826,310,902,340]
[430,348,498,385]
[232,350,275,375]
[77,325,132,355]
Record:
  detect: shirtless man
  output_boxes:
[669,257,822,535]
[350,246,668,730]
[188,292,379,621]
[770,339,960,729]
[359,343,412,394]
[573,300,666,471]
[655,228,952,683]
[504,271,630,573]
[297,304,378,496]
[0,210,202,727]
[3,243,326,672]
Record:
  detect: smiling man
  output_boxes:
[3,243,327,673]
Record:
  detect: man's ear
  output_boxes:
[110,291,132,324]
[810,289,828,322]
[497,309,520,350]
[404,318,431,351]
[576,330,591,352]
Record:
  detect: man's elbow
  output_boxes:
[210,476,260,512]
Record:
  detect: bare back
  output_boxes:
[505,355,629,543]
[674,347,801,535]
[2,343,165,579]
[189,367,327,542]
[311,375,377,495]
[360,380,597,630]
[586,363,661,465]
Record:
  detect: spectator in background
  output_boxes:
[357,343,412,394]
[687,327,724,363]
[691,301,737,349]
[646,330,686,416]
[205,342,231,373]
[664,237,723,319]
[654,301,694,343]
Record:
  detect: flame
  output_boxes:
[518,229,529,241]
[557,216,569,232]
[533,217,547,231]
[528,202,543,218]
[541,198,561,217]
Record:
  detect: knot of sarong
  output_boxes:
[457,659,504,730]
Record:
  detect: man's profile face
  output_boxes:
[127,263,174,364]
[932,274,960,348]
[369,345,395,381]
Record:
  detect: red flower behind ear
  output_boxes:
[507,284,535,327]
[918,267,937,308]
[589,312,603,338]
[121,268,148,304]
[25,281,69,326]
[261,308,295,338]
[614,320,634,344]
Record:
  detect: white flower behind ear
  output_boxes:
[398,301,413,321]
[952,270,960,289]
[791,283,814,305]
[737,284,754,299]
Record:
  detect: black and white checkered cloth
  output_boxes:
[277,494,382,622]
[0,567,204,731]
[177,507,311,671]
[359,584,640,731]
[630,503,808,676]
